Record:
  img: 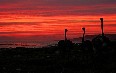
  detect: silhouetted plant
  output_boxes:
[58,29,73,54]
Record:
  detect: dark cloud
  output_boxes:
[0,0,19,3]
[0,22,39,26]
[0,0,115,16]
[11,0,115,6]
[0,0,116,6]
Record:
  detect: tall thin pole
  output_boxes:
[100,18,104,37]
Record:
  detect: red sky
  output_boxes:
[0,0,116,46]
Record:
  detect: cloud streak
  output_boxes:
[0,0,116,16]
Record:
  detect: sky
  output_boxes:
[0,0,116,47]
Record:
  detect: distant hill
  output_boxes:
[72,34,116,43]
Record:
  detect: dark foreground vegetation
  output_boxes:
[0,40,116,73]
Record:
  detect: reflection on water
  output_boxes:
[0,43,42,48]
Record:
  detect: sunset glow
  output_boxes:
[0,0,116,47]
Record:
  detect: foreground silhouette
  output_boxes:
[58,29,73,54]
[0,40,115,73]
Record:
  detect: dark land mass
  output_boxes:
[0,40,116,73]
[72,34,116,42]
